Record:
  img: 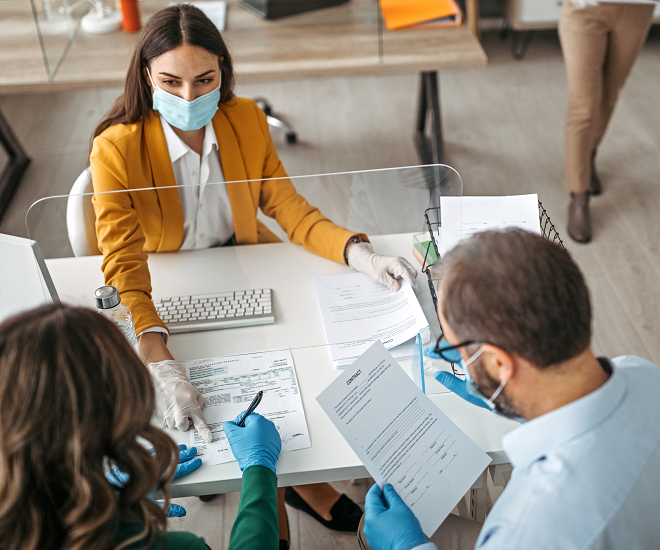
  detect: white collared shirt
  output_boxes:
[139,116,234,338]
[160,115,234,250]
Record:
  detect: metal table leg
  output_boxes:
[0,108,31,221]
[415,71,445,165]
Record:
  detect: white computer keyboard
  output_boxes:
[154,289,273,334]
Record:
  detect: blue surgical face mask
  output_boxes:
[147,68,220,131]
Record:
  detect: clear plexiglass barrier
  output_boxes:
[26,165,463,394]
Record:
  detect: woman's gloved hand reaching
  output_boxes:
[348,242,418,293]
[148,360,213,443]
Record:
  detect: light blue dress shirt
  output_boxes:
[474,355,660,550]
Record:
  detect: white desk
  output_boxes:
[46,233,517,498]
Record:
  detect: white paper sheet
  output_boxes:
[187,349,311,466]
[313,273,429,368]
[171,1,227,31]
[440,194,541,257]
[317,342,492,536]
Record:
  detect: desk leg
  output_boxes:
[415,71,444,165]
[0,108,31,221]
[469,469,488,523]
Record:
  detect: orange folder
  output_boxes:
[379,0,462,31]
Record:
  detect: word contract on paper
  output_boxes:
[317,341,491,536]
[186,349,311,466]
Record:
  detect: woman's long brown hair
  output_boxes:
[0,304,179,550]
[91,4,235,147]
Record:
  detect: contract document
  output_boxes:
[314,273,429,369]
[440,193,541,257]
[317,342,491,536]
[186,349,311,466]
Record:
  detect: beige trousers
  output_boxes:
[357,513,482,550]
[558,1,654,194]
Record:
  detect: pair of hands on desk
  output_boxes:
[107,414,280,516]
[145,244,418,439]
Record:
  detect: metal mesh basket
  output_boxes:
[420,200,564,312]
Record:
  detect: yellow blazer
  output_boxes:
[90,97,363,334]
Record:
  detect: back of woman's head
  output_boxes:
[92,4,234,142]
[0,304,178,550]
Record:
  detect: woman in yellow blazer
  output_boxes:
[90,4,417,545]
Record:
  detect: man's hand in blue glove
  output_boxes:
[107,444,201,517]
[364,483,427,550]
[223,412,281,474]
[434,371,490,409]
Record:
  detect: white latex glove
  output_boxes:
[348,242,418,292]
[570,0,599,8]
[148,360,213,443]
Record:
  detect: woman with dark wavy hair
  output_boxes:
[0,303,281,550]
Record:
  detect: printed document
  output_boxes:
[440,193,541,256]
[314,273,429,368]
[317,341,491,536]
[187,349,311,466]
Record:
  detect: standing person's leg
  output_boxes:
[591,3,654,151]
[357,514,482,550]
[559,2,610,242]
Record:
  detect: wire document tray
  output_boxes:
[421,200,564,313]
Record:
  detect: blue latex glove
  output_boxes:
[434,371,490,409]
[107,444,202,517]
[364,483,427,550]
[223,412,281,473]
[424,344,462,364]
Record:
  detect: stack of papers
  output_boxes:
[314,273,429,369]
[317,341,491,535]
[439,193,541,257]
[186,349,311,466]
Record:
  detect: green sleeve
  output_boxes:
[228,465,279,550]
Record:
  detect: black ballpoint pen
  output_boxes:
[237,390,264,427]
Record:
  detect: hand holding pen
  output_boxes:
[223,391,282,473]
[238,390,263,426]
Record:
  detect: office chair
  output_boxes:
[66,167,101,257]
[255,98,297,144]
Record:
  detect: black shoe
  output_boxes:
[198,494,218,502]
[589,150,602,196]
[284,487,363,532]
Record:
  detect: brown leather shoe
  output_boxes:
[589,150,602,195]
[568,193,592,243]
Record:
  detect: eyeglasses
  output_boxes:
[431,314,502,377]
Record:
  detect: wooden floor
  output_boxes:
[1,27,659,549]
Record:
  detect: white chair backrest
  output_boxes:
[66,167,101,257]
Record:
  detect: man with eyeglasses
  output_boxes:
[359,228,660,550]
